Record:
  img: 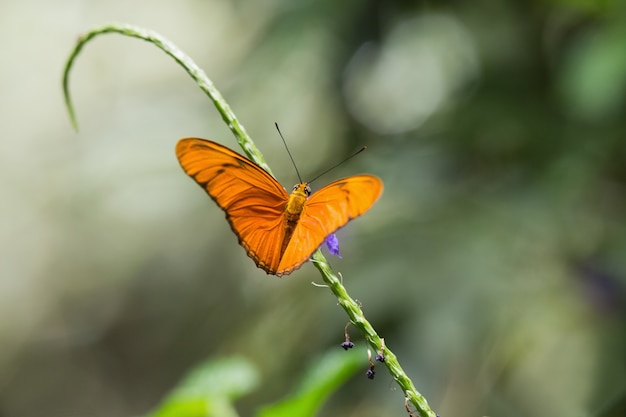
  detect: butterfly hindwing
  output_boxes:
[176,138,290,273]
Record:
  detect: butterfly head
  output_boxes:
[292,183,312,197]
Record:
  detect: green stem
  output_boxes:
[62,22,436,417]
[311,251,436,417]
[61,22,272,176]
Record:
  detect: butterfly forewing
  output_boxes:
[277,175,383,274]
[176,138,290,273]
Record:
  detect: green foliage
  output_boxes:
[146,357,259,417]
[558,23,626,120]
[143,350,362,417]
[256,349,362,417]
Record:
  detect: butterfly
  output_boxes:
[176,138,383,276]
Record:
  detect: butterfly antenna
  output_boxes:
[308,146,367,184]
[275,122,303,183]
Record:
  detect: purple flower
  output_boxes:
[325,233,342,258]
[340,341,354,350]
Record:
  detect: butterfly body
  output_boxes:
[176,138,383,276]
[280,183,308,255]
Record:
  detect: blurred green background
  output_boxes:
[1,0,625,416]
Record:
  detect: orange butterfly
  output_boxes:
[176,138,383,276]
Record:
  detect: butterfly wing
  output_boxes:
[277,175,383,274]
[176,138,290,274]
